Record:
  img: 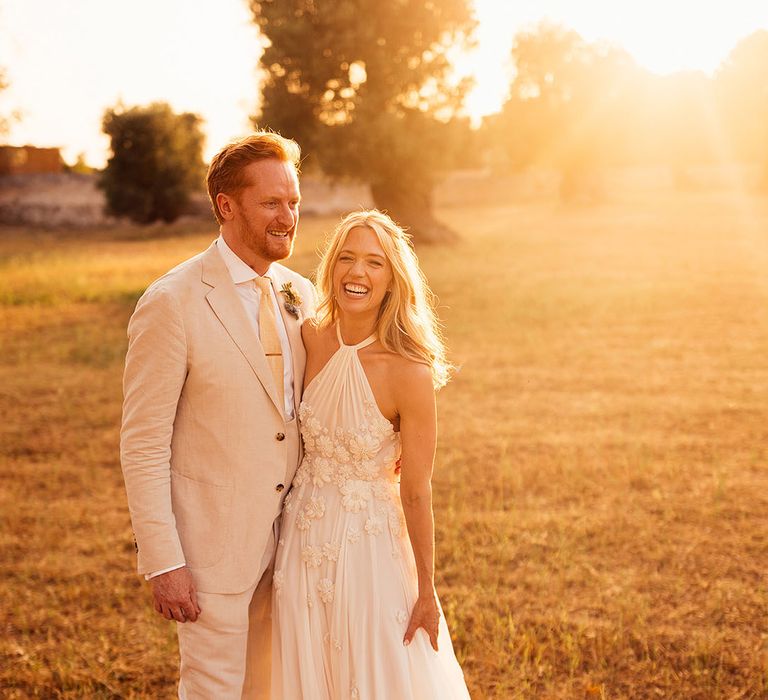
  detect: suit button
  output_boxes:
[276,432,286,441]
[276,483,285,492]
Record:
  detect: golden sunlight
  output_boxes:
[460,0,768,121]
[2,0,767,162]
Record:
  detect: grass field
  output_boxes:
[2,190,768,698]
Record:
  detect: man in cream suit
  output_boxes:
[120,132,316,698]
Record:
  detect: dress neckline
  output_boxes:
[336,322,377,350]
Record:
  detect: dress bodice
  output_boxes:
[294,325,401,490]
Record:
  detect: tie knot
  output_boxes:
[254,276,272,293]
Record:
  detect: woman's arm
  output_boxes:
[394,360,441,651]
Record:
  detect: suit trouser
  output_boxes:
[176,418,299,700]
[176,525,276,700]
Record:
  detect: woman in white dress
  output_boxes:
[272,209,470,699]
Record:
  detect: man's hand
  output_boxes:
[150,566,201,623]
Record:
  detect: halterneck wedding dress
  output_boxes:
[272,326,470,699]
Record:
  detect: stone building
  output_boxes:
[0,145,63,175]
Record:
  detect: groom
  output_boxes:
[120,132,315,698]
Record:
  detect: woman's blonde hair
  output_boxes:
[315,209,452,389]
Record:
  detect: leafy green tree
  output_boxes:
[250,0,475,242]
[100,102,205,224]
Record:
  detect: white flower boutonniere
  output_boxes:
[280,282,303,319]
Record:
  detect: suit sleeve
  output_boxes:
[120,284,188,576]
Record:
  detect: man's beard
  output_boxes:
[240,221,295,263]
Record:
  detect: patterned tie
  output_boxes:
[254,276,284,412]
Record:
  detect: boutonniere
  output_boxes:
[280,282,303,319]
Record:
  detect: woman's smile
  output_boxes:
[332,226,393,315]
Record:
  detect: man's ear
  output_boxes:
[216,192,236,221]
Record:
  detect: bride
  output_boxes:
[272,209,470,699]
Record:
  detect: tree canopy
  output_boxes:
[250,0,475,242]
[716,30,768,184]
[100,102,205,224]
[482,22,768,198]
[483,23,647,199]
[0,68,11,136]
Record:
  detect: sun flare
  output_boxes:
[2,0,768,162]
[459,0,768,120]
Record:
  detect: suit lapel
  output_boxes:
[270,268,306,416]
[201,242,283,417]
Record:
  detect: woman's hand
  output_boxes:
[403,592,440,651]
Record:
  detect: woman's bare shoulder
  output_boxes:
[300,318,317,342]
[301,319,335,350]
[386,352,433,390]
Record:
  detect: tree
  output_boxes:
[643,71,721,188]
[68,152,96,175]
[100,102,205,224]
[484,23,644,200]
[716,30,768,188]
[0,68,12,136]
[250,0,475,243]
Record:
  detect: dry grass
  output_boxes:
[2,190,768,698]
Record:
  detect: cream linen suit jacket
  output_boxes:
[120,241,316,594]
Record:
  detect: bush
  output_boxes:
[100,102,205,224]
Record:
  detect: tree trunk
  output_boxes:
[369,179,459,245]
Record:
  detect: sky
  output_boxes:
[1,0,767,167]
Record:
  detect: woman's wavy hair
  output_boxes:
[314,209,453,389]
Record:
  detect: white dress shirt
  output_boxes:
[146,235,294,580]
[215,235,295,418]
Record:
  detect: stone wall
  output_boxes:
[0,172,375,228]
[0,173,114,227]
[1,166,760,228]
